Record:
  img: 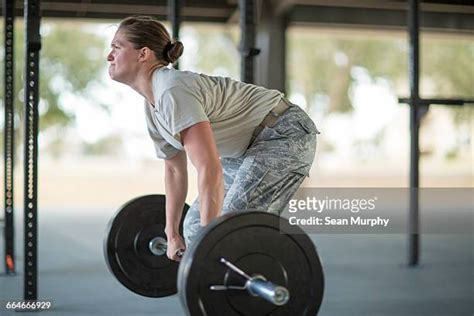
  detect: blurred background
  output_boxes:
[0,19,472,209]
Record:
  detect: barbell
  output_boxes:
[148,236,184,257]
[146,227,288,306]
[104,194,324,315]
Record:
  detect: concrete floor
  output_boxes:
[1,209,472,316]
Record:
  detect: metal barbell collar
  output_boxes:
[209,257,290,306]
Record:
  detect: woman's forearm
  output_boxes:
[198,166,224,226]
[164,157,188,237]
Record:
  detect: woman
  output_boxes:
[107,16,319,262]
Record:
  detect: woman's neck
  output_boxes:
[131,64,164,107]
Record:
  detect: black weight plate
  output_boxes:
[178,211,324,316]
[104,194,189,297]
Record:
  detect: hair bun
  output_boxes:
[164,40,184,64]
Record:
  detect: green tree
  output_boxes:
[287,29,473,160]
[0,20,108,154]
[287,30,473,112]
[181,24,239,77]
[287,31,407,113]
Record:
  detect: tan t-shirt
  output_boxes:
[145,67,283,159]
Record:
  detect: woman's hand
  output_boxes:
[166,234,186,262]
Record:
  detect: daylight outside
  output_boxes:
[0,19,472,210]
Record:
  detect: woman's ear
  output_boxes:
[138,47,152,61]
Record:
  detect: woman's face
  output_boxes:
[107,30,140,84]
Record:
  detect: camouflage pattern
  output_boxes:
[183,103,319,245]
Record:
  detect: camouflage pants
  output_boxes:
[183,103,319,245]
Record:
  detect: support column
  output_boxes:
[168,0,182,69]
[408,0,420,266]
[23,0,42,300]
[239,0,260,83]
[255,1,288,92]
[3,0,16,276]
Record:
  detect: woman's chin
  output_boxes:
[108,71,118,81]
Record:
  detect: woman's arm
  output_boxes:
[164,150,188,237]
[181,121,224,226]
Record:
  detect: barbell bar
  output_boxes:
[209,257,290,306]
[148,236,184,257]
